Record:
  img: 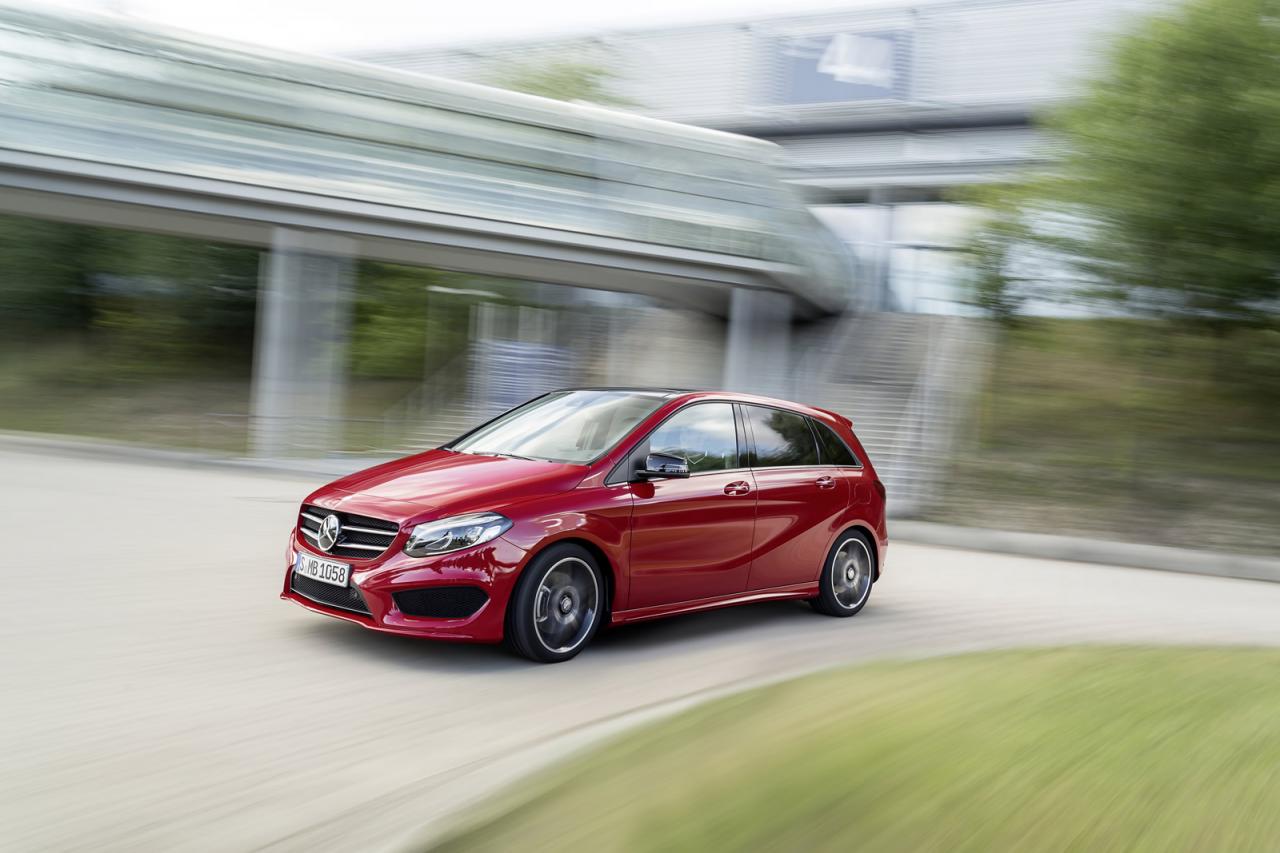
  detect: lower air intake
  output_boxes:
[394,586,489,619]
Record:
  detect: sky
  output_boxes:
[24,0,934,55]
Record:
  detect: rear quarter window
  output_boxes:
[812,419,861,467]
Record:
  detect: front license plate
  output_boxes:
[294,552,351,587]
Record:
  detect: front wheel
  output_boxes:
[505,543,604,663]
[811,530,875,617]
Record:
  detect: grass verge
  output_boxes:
[432,647,1280,853]
[934,319,1280,555]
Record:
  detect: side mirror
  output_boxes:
[638,452,690,479]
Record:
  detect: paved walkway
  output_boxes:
[4,450,1280,851]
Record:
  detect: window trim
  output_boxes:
[739,402,823,470]
[604,400,747,485]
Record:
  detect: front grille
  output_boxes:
[298,505,399,560]
[394,586,489,619]
[290,571,371,616]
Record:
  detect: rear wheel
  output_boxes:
[506,543,604,663]
[811,530,875,617]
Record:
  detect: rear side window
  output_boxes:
[812,419,861,467]
[647,403,739,473]
[744,405,819,467]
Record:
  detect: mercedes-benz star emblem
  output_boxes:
[318,513,341,552]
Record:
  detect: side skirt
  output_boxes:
[609,582,820,625]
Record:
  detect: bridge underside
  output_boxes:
[0,162,788,318]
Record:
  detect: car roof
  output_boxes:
[554,387,848,425]
[559,386,693,396]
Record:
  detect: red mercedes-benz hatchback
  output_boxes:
[282,389,887,662]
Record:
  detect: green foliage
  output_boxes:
[0,215,260,379]
[0,214,95,336]
[486,60,635,107]
[348,262,475,380]
[964,204,1032,323]
[970,0,1280,324]
[87,230,259,376]
[0,211,513,395]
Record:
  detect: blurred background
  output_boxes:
[2,0,1276,555]
[3,1,1280,851]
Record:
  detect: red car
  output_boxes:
[282,389,887,662]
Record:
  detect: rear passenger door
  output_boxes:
[811,417,870,507]
[741,405,848,591]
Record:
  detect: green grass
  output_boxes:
[0,339,252,451]
[432,648,1280,853]
[934,319,1280,554]
[0,338,427,454]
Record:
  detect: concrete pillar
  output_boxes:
[250,229,355,458]
[868,187,896,312]
[722,288,793,398]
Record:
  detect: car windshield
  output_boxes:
[448,390,668,464]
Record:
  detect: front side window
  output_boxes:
[450,390,667,464]
[812,419,861,466]
[745,405,819,467]
[646,403,739,473]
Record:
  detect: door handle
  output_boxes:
[815,476,837,490]
[723,481,751,496]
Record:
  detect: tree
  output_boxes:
[486,60,635,107]
[971,0,1280,326]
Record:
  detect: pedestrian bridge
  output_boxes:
[0,7,857,455]
[0,6,852,317]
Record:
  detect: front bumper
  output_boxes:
[280,530,529,643]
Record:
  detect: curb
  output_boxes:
[892,521,1280,584]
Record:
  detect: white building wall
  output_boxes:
[358,0,1171,316]
[362,0,1167,123]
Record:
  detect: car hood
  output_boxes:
[314,449,588,520]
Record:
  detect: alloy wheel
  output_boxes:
[831,537,873,610]
[533,557,599,654]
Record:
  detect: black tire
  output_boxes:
[810,529,876,617]
[505,543,605,663]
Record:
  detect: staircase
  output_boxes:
[797,312,989,517]
[378,352,481,453]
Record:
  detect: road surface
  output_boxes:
[4,449,1280,851]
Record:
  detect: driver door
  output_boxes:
[625,402,756,610]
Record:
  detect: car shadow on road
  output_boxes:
[596,594,911,653]
[292,599,898,671]
[594,600,810,649]
[290,620,527,674]
[593,599,891,655]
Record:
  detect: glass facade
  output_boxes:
[813,203,983,315]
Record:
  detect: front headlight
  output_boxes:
[404,512,513,557]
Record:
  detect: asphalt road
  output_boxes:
[4,449,1280,852]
